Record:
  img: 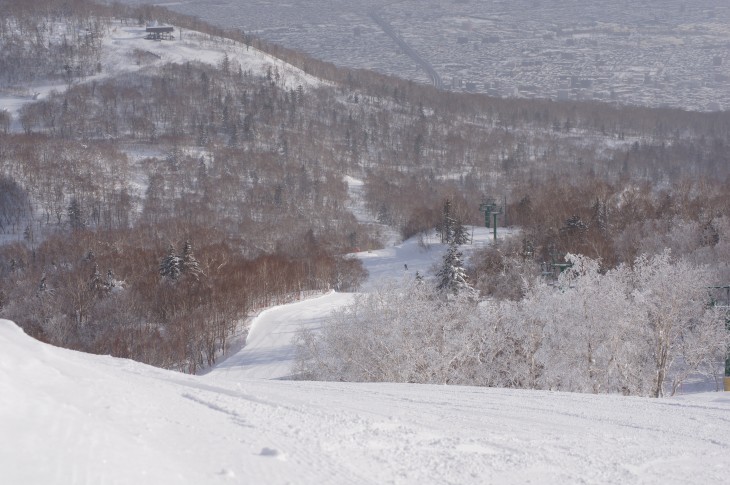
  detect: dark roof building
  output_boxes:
[146,23,174,40]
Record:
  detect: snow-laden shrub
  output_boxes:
[294,280,482,384]
[296,252,729,397]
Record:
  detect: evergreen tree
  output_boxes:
[452,218,470,245]
[90,262,101,284]
[437,198,455,244]
[376,204,391,225]
[106,269,117,291]
[159,244,182,281]
[590,199,609,232]
[220,52,230,75]
[196,157,208,190]
[436,242,472,296]
[197,122,209,146]
[181,240,202,280]
[90,263,106,298]
[37,274,53,296]
[68,198,85,230]
[228,119,238,147]
[563,214,588,232]
[23,224,33,246]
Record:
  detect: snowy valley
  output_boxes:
[2,1,730,482]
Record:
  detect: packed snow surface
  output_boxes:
[208,291,354,381]
[3,318,730,485]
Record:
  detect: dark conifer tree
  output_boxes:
[181,240,202,279]
[68,198,85,230]
[159,244,182,281]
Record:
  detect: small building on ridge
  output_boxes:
[146,22,174,41]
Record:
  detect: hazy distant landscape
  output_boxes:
[114,0,730,111]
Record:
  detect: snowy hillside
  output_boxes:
[0,20,326,132]
[3,317,730,485]
[208,291,354,381]
[207,222,507,382]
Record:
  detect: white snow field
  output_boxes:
[208,291,355,381]
[2,318,730,485]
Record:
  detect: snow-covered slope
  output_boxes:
[207,220,503,381]
[207,291,354,381]
[2,318,730,484]
[101,24,325,90]
[355,225,511,291]
[0,21,326,132]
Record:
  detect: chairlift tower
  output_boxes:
[708,285,730,389]
[479,196,504,241]
[539,247,573,280]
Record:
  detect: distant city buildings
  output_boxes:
[128,0,730,112]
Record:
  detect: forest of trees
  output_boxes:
[0,0,728,385]
[297,250,728,397]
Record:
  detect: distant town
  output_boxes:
[128,0,730,112]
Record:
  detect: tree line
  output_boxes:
[0,224,365,373]
[297,250,728,397]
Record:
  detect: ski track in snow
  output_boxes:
[207,291,355,381]
[3,319,730,485]
[208,176,505,382]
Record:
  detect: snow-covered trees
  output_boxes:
[519,252,728,396]
[298,253,728,397]
[434,197,473,297]
[537,251,728,396]
[533,254,644,394]
[159,241,203,282]
[159,244,182,281]
[436,198,469,245]
[629,251,725,397]
[451,220,471,246]
[295,281,479,384]
[181,240,203,280]
[436,242,473,296]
